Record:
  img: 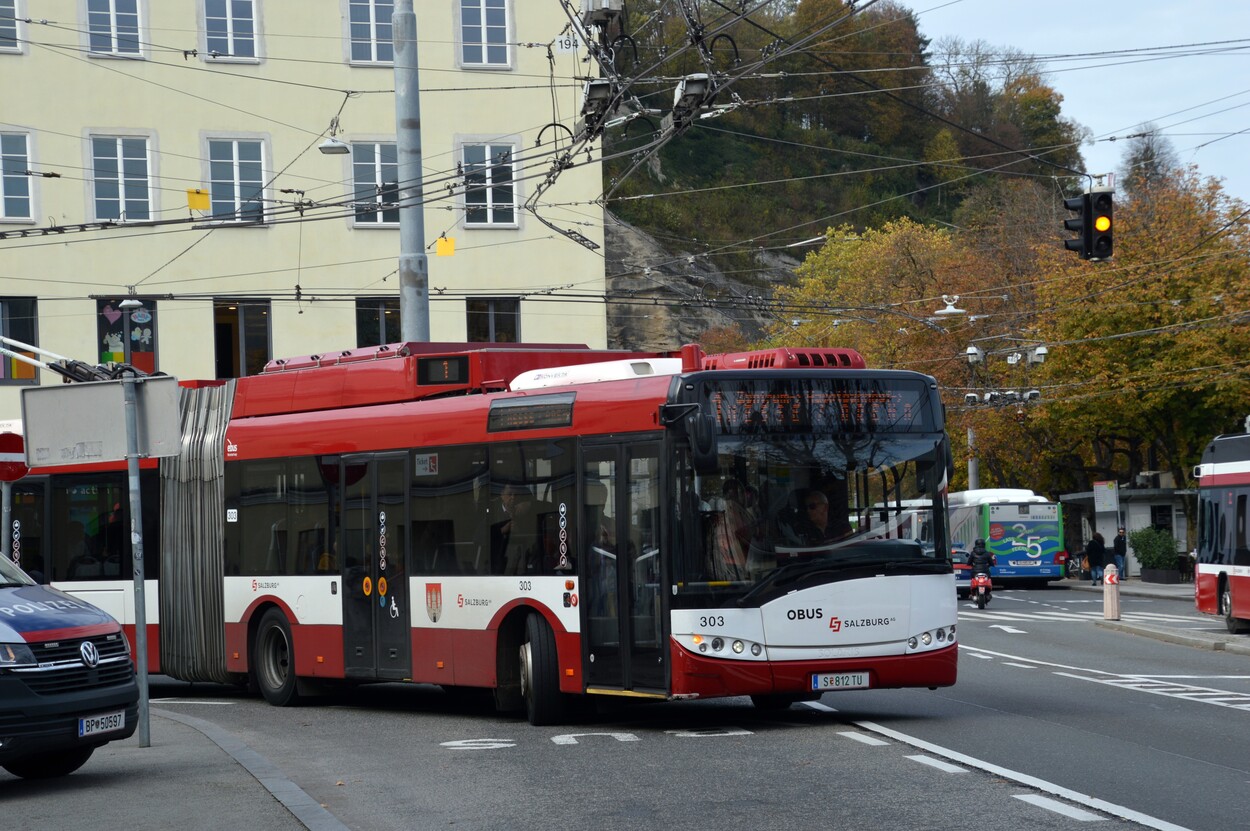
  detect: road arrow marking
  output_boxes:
[989,624,1027,633]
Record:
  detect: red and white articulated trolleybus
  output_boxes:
[16,341,957,724]
[1194,432,1250,633]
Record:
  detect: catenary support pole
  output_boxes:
[123,375,150,747]
[393,0,429,341]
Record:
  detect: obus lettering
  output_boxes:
[786,608,823,621]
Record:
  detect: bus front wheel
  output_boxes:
[254,608,302,706]
[519,614,564,726]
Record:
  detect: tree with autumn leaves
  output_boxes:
[764,163,1250,501]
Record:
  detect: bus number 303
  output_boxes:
[699,615,725,628]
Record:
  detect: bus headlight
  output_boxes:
[711,637,724,652]
[732,640,745,654]
[920,632,933,646]
[750,643,762,657]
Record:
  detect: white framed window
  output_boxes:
[91,135,151,221]
[459,0,510,68]
[208,138,266,224]
[0,132,31,220]
[204,0,257,60]
[0,0,23,54]
[87,0,142,57]
[462,142,515,227]
[348,0,392,64]
[356,297,400,347]
[0,298,38,384]
[466,297,518,342]
[351,142,398,226]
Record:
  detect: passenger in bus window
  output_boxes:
[706,479,752,581]
[498,484,540,575]
[65,521,100,579]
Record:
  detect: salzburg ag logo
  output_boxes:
[829,617,841,632]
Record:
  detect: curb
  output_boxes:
[1095,620,1250,656]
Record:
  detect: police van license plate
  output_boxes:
[79,710,125,738]
[811,672,869,691]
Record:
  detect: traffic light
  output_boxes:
[1063,193,1091,259]
[1089,186,1113,259]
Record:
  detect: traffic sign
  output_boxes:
[0,432,28,482]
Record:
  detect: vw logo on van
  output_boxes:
[79,640,100,668]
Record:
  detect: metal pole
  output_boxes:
[123,376,150,747]
[393,0,429,341]
[2,480,10,564]
[967,426,979,490]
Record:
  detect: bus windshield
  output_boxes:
[673,432,949,608]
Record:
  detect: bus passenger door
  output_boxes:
[581,442,666,694]
[341,454,411,681]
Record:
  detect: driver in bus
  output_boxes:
[794,489,853,545]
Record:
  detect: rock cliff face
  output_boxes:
[603,212,800,351]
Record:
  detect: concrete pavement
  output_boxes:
[0,708,347,831]
[1069,575,1250,657]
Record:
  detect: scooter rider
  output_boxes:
[968,538,995,576]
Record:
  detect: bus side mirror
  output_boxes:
[686,412,718,475]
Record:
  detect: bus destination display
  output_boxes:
[706,379,935,433]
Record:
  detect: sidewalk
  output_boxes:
[1067,576,1250,657]
[1,709,346,831]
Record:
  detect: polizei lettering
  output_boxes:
[0,598,86,617]
[787,608,823,621]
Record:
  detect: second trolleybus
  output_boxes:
[1194,432,1250,632]
[11,341,958,724]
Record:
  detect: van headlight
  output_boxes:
[0,642,37,669]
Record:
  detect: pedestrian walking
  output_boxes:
[1113,526,1128,580]
[1085,532,1108,585]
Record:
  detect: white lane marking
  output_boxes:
[907,754,967,773]
[961,610,1202,624]
[854,721,1192,831]
[1002,662,1037,669]
[838,731,889,746]
[1053,672,1250,709]
[989,625,1028,633]
[804,700,837,712]
[1014,794,1105,821]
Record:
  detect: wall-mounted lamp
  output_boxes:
[1028,346,1048,365]
[965,345,984,364]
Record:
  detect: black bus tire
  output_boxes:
[1223,583,1249,634]
[520,614,564,726]
[254,608,302,706]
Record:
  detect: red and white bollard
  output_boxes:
[1103,563,1121,620]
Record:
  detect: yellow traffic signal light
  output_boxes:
[1090,188,1113,259]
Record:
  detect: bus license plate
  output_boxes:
[811,672,869,691]
[79,710,125,738]
[1010,560,1035,567]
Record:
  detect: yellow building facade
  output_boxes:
[0,0,606,420]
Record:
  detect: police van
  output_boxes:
[0,554,139,779]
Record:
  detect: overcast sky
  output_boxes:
[907,0,1250,202]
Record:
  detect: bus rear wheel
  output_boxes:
[519,614,564,726]
[1223,584,1249,634]
[254,608,302,706]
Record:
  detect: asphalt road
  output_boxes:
[4,579,1239,831]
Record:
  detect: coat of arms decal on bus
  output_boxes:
[426,583,442,623]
